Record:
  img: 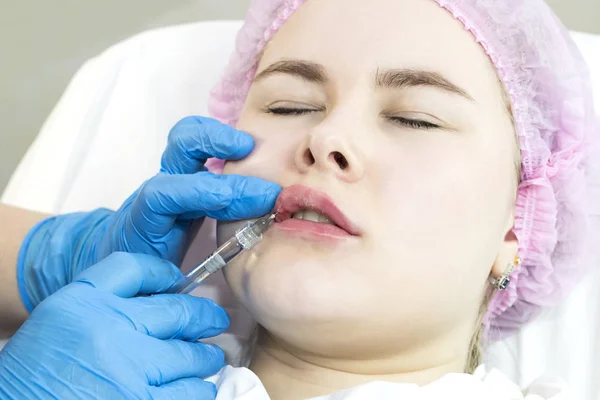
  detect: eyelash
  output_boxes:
[387,116,440,130]
[266,107,318,116]
[266,107,440,130]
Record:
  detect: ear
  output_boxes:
[490,229,519,280]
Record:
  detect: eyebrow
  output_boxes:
[254,60,328,84]
[376,68,474,101]
[254,59,473,101]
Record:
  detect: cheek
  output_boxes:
[370,134,513,281]
[374,130,513,226]
[223,115,301,178]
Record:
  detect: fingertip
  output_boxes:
[185,342,226,377]
[234,129,255,153]
[264,185,282,211]
[179,116,255,161]
[246,178,282,211]
[207,176,281,220]
[214,306,230,330]
[265,181,283,197]
[208,381,218,397]
[219,127,254,161]
[156,259,184,289]
[190,297,229,335]
[205,344,226,369]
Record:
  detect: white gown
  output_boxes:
[207,365,568,400]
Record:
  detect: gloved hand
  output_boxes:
[18,116,281,311]
[1,252,228,400]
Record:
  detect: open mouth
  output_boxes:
[273,185,361,239]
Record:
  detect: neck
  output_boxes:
[249,331,466,400]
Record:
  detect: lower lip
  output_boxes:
[274,219,354,240]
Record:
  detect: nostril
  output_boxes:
[331,151,349,170]
[303,149,316,165]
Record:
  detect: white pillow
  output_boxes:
[571,31,600,114]
[485,30,600,400]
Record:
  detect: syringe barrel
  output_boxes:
[165,214,275,294]
[166,235,245,294]
[166,267,212,294]
[218,233,247,263]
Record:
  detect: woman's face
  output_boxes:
[220,0,517,361]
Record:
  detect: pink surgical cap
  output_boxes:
[207,0,600,337]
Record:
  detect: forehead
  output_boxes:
[259,0,502,103]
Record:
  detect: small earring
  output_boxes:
[490,256,521,291]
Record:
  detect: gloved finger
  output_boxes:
[160,116,255,175]
[144,341,226,385]
[131,172,233,237]
[198,174,282,221]
[133,172,281,235]
[148,378,217,400]
[123,295,230,341]
[73,253,182,298]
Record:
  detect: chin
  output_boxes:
[221,236,450,359]
[223,237,365,323]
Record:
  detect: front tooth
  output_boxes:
[318,213,333,224]
[292,211,304,220]
[302,210,321,222]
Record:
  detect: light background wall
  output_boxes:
[1,0,598,193]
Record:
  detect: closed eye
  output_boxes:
[266,107,321,116]
[388,116,440,130]
[267,107,440,130]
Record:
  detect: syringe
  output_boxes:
[165,213,277,294]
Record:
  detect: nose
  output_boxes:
[294,126,365,182]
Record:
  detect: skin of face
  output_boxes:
[217,0,518,393]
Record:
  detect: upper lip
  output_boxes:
[274,185,361,236]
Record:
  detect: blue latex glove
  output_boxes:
[18,116,281,311]
[1,252,228,400]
